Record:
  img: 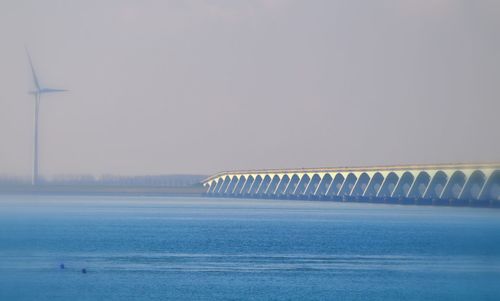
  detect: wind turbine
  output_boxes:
[26,48,67,185]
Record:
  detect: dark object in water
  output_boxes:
[59,263,65,269]
[81,268,87,274]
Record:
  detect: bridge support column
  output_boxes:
[423,171,448,204]
[256,175,272,197]
[225,176,239,196]
[218,176,232,196]
[363,172,384,200]
[283,175,300,199]
[407,172,431,201]
[304,174,321,199]
[265,175,281,197]
[376,172,398,202]
[293,175,311,199]
[314,174,333,199]
[239,176,255,197]
[207,180,218,195]
[275,175,290,198]
[439,172,466,203]
[351,173,370,200]
[247,176,263,197]
[458,171,485,206]
[391,172,414,203]
[337,173,357,201]
[478,171,500,206]
[212,178,225,196]
[325,174,345,200]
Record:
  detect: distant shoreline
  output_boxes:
[0,184,207,197]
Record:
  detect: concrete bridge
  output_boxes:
[202,163,500,207]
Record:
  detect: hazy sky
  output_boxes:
[0,0,499,177]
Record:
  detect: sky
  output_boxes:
[0,0,499,178]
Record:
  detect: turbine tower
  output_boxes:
[26,48,67,185]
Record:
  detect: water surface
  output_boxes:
[1,195,500,300]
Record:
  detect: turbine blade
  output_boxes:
[40,88,68,93]
[25,47,40,91]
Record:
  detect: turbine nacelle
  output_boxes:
[26,47,67,96]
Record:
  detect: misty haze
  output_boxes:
[1,1,500,301]
[1,1,499,179]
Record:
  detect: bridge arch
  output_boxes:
[459,170,486,201]
[315,173,333,197]
[219,176,232,194]
[284,174,301,196]
[377,172,399,197]
[326,173,345,196]
[224,176,239,194]
[338,173,357,197]
[248,175,263,195]
[391,172,414,198]
[256,175,272,195]
[265,175,281,195]
[408,171,431,198]
[294,174,311,196]
[212,177,225,194]
[351,173,370,197]
[240,175,255,195]
[423,171,448,199]
[234,176,247,195]
[275,175,290,195]
[208,180,219,194]
[363,172,384,197]
[440,171,466,200]
[479,170,500,202]
[304,174,322,196]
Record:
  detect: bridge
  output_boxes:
[202,163,500,207]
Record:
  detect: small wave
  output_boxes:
[1,252,500,273]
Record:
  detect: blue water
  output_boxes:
[1,195,500,300]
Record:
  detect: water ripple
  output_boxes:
[2,252,499,273]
